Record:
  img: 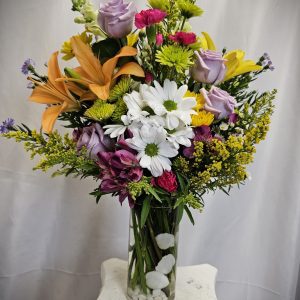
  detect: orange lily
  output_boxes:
[64,36,145,100]
[29,52,81,133]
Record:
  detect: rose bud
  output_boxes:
[191,49,226,85]
[98,0,136,39]
[201,87,237,119]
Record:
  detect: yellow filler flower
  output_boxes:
[64,36,145,100]
[200,32,262,81]
[29,52,81,133]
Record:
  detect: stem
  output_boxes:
[180,17,186,31]
[146,217,162,261]
[132,211,147,294]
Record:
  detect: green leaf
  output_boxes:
[176,203,184,224]
[174,196,184,209]
[92,38,121,63]
[89,188,105,204]
[148,186,162,202]
[140,197,151,228]
[176,172,187,193]
[184,205,195,225]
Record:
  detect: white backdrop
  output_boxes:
[0,0,300,299]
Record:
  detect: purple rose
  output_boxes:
[201,87,237,119]
[74,123,114,160]
[191,50,226,84]
[98,0,136,39]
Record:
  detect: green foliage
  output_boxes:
[2,129,99,178]
[128,177,152,200]
[92,38,121,63]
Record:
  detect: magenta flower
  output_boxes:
[135,9,167,29]
[191,49,226,84]
[151,171,178,193]
[183,126,212,158]
[156,33,164,46]
[74,123,114,160]
[169,32,196,45]
[98,142,143,207]
[98,0,136,38]
[201,87,237,120]
[145,72,154,84]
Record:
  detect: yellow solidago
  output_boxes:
[192,110,214,127]
[84,100,116,121]
[61,32,92,61]
[225,135,244,151]
[127,33,139,46]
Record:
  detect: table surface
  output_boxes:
[97,258,218,300]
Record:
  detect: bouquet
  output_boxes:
[1,0,276,299]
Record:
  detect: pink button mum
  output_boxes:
[169,31,197,45]
[135,9,167,29]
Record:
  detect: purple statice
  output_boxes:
[21,59,36,75]
[27,81,35,89]
[0,118,15,134]
[261,53,275,71]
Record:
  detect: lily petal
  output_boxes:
[41,105,63,133]
[201,32,217,50]
[70,36,105,84]
[113,61,145,80]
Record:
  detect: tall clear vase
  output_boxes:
[127,205,180,300]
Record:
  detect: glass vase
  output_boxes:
[127,205,180,300]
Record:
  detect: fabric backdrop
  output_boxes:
[0,0,299,299]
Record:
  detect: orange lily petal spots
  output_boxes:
[113,62,145,80]
[41,105,63,133]
[71,36,105,84]
[103,46,138,80]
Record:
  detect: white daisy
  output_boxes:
[123,88,148,121]
[142,79,197,130]
[103,115,130,138]
[126,123,178,177]
[166,125,194,149]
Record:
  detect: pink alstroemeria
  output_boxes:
[97,144,143,207]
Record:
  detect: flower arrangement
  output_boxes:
[1,0,276,299]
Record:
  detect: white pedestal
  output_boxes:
[97,258,218,300]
